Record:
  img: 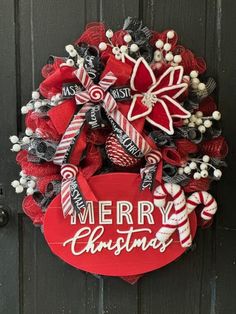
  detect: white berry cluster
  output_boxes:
[154,30,182,65]
[64,44,84,67]
[178,155,222,180]
[9,127,33,152]
[189,70,207,92]
[183,109,221,133]
[98,29,139,60]
[11,172,36,195]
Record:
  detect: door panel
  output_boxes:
[0,0,236,313]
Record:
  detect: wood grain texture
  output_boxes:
[0,0,20,313]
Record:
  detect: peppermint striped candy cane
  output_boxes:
[53,102,93,165]
[186,191,217,220]
[155,189,217,247]
[61,164,79,217]
[154,183,191,248]
[75,67,151,156]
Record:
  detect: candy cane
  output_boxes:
[186,191,217,220]
[155,190,217,247]
[154,183,191,247]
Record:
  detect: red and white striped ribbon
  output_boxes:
[154,183,191,248]
[61,164,78,217]
[53,103,93,165]
[75,67,151,156]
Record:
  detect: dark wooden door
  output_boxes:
[1,1,236,313]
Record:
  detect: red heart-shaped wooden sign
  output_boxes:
[44,173,197,276]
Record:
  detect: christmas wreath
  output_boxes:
[10,17,228,283]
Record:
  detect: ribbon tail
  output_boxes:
[77,172,98,202]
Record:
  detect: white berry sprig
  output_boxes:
[178,155,222,180]
[11,172,37,195]
[154,30,182,66]
[183,109,221,134]
[98,29,140,60]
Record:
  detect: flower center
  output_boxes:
[142,93,157,108]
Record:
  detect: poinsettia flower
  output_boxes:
[123,56,190,134]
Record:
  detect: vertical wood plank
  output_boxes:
[0,0,20,313]
[214,0,236,312]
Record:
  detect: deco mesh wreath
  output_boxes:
[10,17,228,284]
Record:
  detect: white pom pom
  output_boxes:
[200,163,208,170]
[120,45,127,53]
[26,102,34,110]
[32,91,40,100]
[196,111,203,118]
[204,119,212,128]
[115,53,121,60]
[163,43,171,51]
[173,55,182,63]
[154,50,162,62]
[130,43,139,52]
[65,44,74,53]
[200,169,208,178]
[10,135,19,144]
[193,172,201,180]
[214,169,222,179]
[26,187,34,195]
[25,128,33,136]
[69,49,77,57]
[21,106,29,114]
[11,180,20,188]
[198,125,206,133]
[66,59,74,67]
[34,101,42,109]
[15,185,24,193]
[22,136,30,144]
[192,78,200,85]
[167,30,175,39]
[195,118,203,125]
[202,155,210,163]
[106,29,113,38]
[190,70,198,78]
[189,162,197,169]
[212,111,221,120]
[165,52,173,62]
[20,171,26,177]
[178,167,184,175]
[124,34,132,43]
[98,42,107,51]
[155,40,164,49]
[184,166,191,174]
[20,177,27,185]
[12,144,21,152]
[112,47,120,55]
[188,122,195,127]
[183,118,189,125]
[198,82,206,91]
[28,180,36,188]
[190,115,197,123]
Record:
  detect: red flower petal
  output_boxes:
[169,66,184,85]
[161,95,190,118]
[146,99,174,134]
[130,58,156,92]
[127,95,152,121]
[153,82,188,99]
